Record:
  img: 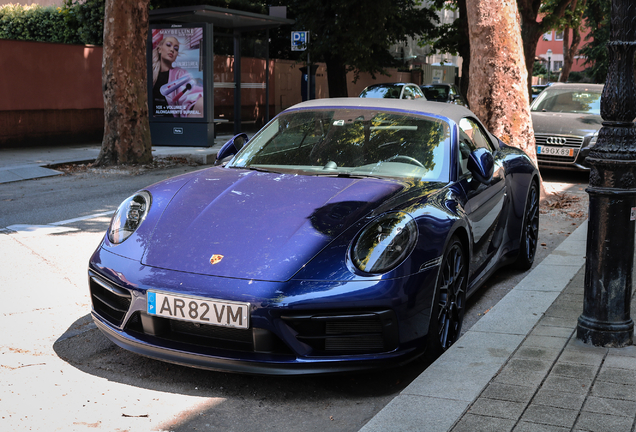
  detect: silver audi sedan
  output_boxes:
[531,83,603,171]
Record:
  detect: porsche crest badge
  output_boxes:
[210,254,224,265]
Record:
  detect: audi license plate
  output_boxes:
[537,146,574,157]
[147,292,249,329]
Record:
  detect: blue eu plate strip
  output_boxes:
[147,292,156,315]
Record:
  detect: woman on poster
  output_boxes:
[151,35,204,118]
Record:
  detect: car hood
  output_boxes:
[531,111,602,137]
[141,168,405,282]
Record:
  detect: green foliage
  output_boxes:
[0,1,104,45]
[567,71,585,82]
[420,0,464,57]
[150,0,265,14]
[579,0,609,83]
[278,0,439,73]
[533,60,547,76]
[64,0,105,45]
[539,0,586,32]
[0,4,72,43]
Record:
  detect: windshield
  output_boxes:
[360,85,403,99]
[229,108,451,182]
[422,85,449,102]
[531,88,602,114]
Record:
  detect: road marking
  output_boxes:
[3,211,115,235]
[49,211,115,226]
[5,224,78,235]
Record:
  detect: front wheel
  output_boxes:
[426,236,467,360]
[514,181,539,270]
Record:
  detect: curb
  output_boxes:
[360,221,588,432]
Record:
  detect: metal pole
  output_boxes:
[265,29,270,123]
[306,51,311,101]
[577,0,636,347]
[233,29,241,135]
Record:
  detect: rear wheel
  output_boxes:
[426,236,467,360]
[514,181,539,270]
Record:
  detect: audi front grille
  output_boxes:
[535,134,584,164]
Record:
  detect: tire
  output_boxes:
[426,236,468,360]
[514,181,540,270]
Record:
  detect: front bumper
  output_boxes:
[535,134,592,171]
[92,312,417,375]
[88,248,438,375]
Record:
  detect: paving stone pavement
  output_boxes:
[451,266,636,432]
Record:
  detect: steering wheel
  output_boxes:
[385,155,425,167]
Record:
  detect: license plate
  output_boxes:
[147,292,250,329]
[537,146,574,157]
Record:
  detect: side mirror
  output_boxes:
[216,133,248,162]
[467,148,494,184]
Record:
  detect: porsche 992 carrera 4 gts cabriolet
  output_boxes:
[89,98,540,375]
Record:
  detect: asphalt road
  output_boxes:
[0,165,589,432]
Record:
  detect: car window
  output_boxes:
[402,86,414,99]
[411,86,425,99]
[458,130,475,176]
[459,118,494,152]
[532,88,602,114]
[360,85,402,99]
[231,108,452,182]
[426,85,449,101]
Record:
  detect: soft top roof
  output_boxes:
[289,97,476,125]
[544,83,604,92]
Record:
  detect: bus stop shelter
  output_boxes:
[149,6,293,146]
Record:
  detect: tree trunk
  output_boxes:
[560,27,574,82]
[466,0,537,166]
[457,0,471,103]
[325,54,349,98]
[517,0,573,95]
[95,0,152,166]
[520,22,543,95]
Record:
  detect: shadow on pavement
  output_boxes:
[53,314,434,431]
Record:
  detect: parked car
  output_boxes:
[359,83,425,100]
[531,84,549,101]
[89,98,539,375]
[531,83,603,170]
[420,83,468,107]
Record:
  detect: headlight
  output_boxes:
[351,212,418,274]
[586,133,598,148]
[108,191,152,244]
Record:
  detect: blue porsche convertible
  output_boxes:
[89,98,540,375]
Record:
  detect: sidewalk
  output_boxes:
[2,144,635,431]
[0,138,231,184]
[362,219,636,432]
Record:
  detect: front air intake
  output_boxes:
[89,273,132,327]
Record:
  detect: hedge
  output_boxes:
[0,1,104,46]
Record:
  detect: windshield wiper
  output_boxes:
[231,166,283,174]
[311,172,384,179]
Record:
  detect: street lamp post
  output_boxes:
[577,0,636,347]
[546,49,552,83]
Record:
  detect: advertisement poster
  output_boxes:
[150,26,204,118]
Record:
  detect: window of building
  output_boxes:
[555,31,564,41]
[542,31,552,41]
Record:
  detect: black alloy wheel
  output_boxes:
[514,181,540,270]
[426,236,467,359]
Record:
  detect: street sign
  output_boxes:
[291,31,309,51]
